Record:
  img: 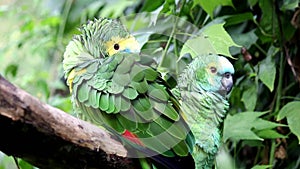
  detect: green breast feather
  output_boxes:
[176,54,234,169]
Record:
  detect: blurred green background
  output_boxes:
[1,0,300,169]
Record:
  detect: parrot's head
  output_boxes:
[63,18,140,92]
[195,54,234,96]
[78,18,140,58]
[181,54,234,97]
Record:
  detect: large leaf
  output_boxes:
[258,46,278,92]
[193,0,234,18]
[223,111,284,142]
[277,101,300,143]
[230,29,258,55]
[180,23,239,59]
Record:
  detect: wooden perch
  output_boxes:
[0,75,138,169]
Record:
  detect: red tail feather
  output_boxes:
[122,130,144,146]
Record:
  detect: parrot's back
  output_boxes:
[68,51,195,168]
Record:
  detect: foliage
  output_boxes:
[1,0,300,169]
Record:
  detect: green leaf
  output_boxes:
[19,159,35,169]
[256,129,287,139]
[223,111,283,142]
[100,0,137,18]
[277,101,300,143]
[241,84,257,111]
[251,165,273,169]
[280,0,299,11]
[258,0,279,42]
[180,23,240,59]
[242,140,264,147]
[4,64,18,78]
[230,29,258,55]
[258,47,278,92]
[180,35,215,59]
[254,118,285,130]
[193,0,234,18]
[224,12,254,26]
[140,0,164,12]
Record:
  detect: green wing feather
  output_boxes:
[72,52,193,157]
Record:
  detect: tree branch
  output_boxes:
[0,75,138,169]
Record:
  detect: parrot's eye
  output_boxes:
[114,44,120,50]
[224,72,231,79]
[210,67,217,73]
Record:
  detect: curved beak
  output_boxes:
[219,72,233,95]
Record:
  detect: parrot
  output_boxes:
[62,17,234,169]
[174,54,234,169]
[63,18,195,169]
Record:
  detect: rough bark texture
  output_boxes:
[0,75,138,169]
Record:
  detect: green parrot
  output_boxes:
[63,18,194,169]
[63,18,234,169]
[174,54,234,169]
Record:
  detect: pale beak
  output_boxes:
[219,72,233,95]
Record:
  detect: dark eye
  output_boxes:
[224,72,231,79]
[114,44,120,50]
[210,67,217,73]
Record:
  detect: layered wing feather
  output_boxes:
[72,52,193,157]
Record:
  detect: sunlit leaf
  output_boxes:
[277,101,300,143]
[193,0,234,18]
[180,23,240,59]
[19,159,35,169]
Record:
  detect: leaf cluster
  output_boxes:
[1,0,300,169]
